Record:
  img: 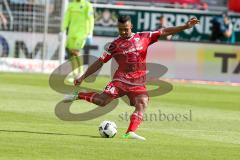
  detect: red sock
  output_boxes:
[126,111,143,133]
[78,92,98,103]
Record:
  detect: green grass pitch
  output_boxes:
[0,72,240,160]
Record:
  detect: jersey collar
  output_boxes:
[119,33,135,40]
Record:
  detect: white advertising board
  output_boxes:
[1,34,239,83]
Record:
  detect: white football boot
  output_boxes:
[63,91,78,102]
[123,132,146,141]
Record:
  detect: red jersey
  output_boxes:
[99,31,162,85]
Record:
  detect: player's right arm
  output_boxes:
[74,59,104,86]
[74,45,113,86]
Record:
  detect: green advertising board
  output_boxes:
[94,4,240,44]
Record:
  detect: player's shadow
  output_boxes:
[0,129,101,138]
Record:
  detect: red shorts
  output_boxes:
[103,80,148,106]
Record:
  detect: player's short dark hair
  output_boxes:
[118,15,131,24]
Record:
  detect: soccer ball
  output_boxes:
[98,120,117,138]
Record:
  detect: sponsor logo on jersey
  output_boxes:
[123,46,143,55]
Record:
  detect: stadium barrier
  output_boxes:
[87,37,240,83]
[1,34,239,83]
[0,57,59,73]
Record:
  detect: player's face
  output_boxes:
[118,21,133,39]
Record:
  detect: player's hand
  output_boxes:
[74,76,84,86]
[185,17,200,28]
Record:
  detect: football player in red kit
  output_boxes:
[64,15,200,140]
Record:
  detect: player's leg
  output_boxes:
[78,92,114,107]
[126,94,148,132]
[68,49,83,77]
[64,91,114,106]
[66,37,85,79]
[124,93,149,141]
[78,81,122,107]
[64,81,120,107]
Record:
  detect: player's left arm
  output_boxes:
[160,17,200,37]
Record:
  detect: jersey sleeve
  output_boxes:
[139,30,162,45]
[150,30,162,44]
[99,43,114,63]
